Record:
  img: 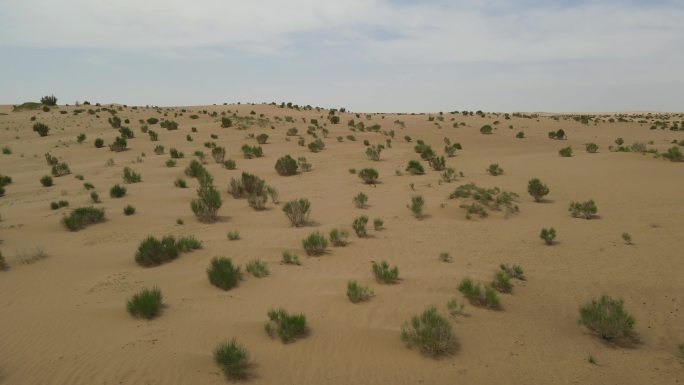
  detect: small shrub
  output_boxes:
[227,231,240,241]
[223,159,237,169]
[491,270,512,293]
[516,131,525,139]
[265,308,307,342]
[191,177,222,222]
[256,133,269,144]
[122,167,141,183]
[33,122,50,136]
[447,299,465,317]
[400,306,456,356]
[211,146,226,163]
[126,287,163,319]
[347,280,373,303]
[480,125,493,135]
[579,295,635,340]
[40,175,53,187]
[406,160,425,175]
[458,278,500,309]
[429,156,446,171]
[540,227,556,245]
[500,263,525,280]
[90,191,100,203]
[373,218,383,231]
[408,195,425,218]
[247,193,267,210]
[110,184,127,198]
[94,138,104,148]
[302,232,328,255]
[527,178,549,202]
[282,198,311,227]
[0,252,7,271]
[559,146,573,157]
[220,117,233,128]
[77,133,86,143]
[438,252,451,263]
[569,199,598,219]
[246,259,269,277]
[165,159,177,167]
[358,168,379,184]
[51,162,71,177]
[487,163,503,176]
[174,178,187,188]
[214,339,250,380]
[154,145,165,155]
[372,261,399,284]
[353,192,368,208]
[123,205,136,216]
[169,148,184,159]
[329,228,349,246]
[275,155,298,176]
[365,145,382,161]
[241,144,263,159]
[622,232,632,245]
[663,146,683,162]
[586,143,599,153]
[207,257,242,290]
[352,215,368,237]
[281,251,301,265]
[109,136,127,152]
[61,206,105,231]
[297,157,312,172]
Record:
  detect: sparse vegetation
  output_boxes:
[487,163,503,176]
[246,259,269,277]
[282,198,311,227]
[214,339,250,380]
[302,232,328,255]
[207,257,242,290]
[400,306,457,356]
[227,231,240,241]
[123,205,135,216]
[353,192,368,208]
[110,184,127,198]
[134,235,201,267]
[352,215,369,237]
[358,168,379,184]
[372,260,399,283]
[408,195,425,218]
[586,143,599,153]
[281,251,301,265]
[579,294,635,340]
[346,280,373,303]
[527,178,549,202]
[458,277,500,309]
[126,287,163,320]
[33,122,50,137]
[559,146,573,157]
[265,308,308,342]
[540,227,556,245]
[329,228,350,246]
[569,199,598,219]
[406,160,425,175]
[275,155,298,176]
[122,167,141,183]
[40,175,53,187]
[62,206,106,231]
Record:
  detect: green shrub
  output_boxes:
[275,155,298,176]
[302,232,328,255]
[185,159,205,178]
[663,146,683,162]
[62,206,105,231]
[622,232,632,245]
[77,133,86,143]
[480,125,493,134]
[207,257,242,290]
[109,136,127,152]
[549,129,566,139]
[123,205,135,216]
[51,162,71,177]
[429,156,446,171]
[281,251,301,265]
[191,174,222,222]
[559,146,573,157]
[353,192,368,208]
[119,127,134,139]
[154,145,165,155]
[256,133,269,144]
[165,159,177,167]
[358,168,379,184]
[221,117,233,128]
[246,259,269,277]
[223,159,237,169]
[307,139,325,152]
[406,160,424,175]
[0,252,7,271]
[282,198,310,227]
[265,308,307,342]
[40,95,57,106]
[540,227,556,245]
[569,199,597,219]
[160,120,178,130]
[214,339,250,380]
[146,117,159,125]
[372,261,399,283]
[579,295,635,340]
[438,252,451,263]
[408,195,425,218]
[110,184,127,198]
[134,235,180,267]
[122,167,141,183]
[174,178,187,188]
[241,144,263,159]
[211,146,226,163]
[615,137,624,146]
[516,131,525,139]
[108,116,121,128]
[33,122,49,136]
[347,280,373,303]
[170,148,184,159]
[458,277,500,309]
[365,145,382,161]
[487,163,503,176]
[491,270,512,293]
[500,264,525,280]
[447,299,465,317]
[586,143,599,153]
[40,175,53,187]
[90,191,100,203]
[352,215,368,237]
[373,218,383,231]
[527,178,549,202]
[227,231,240,241]
[329,228,349,246]
[400,306,456,356]
[126,287,163,319]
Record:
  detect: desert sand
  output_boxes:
[0,103,682,385]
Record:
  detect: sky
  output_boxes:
[1,0,683,112]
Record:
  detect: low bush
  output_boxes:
[559,146,573,157]
[408,195,425,218]
[265,308,307,342]
[491,270,512,293]
[438,252,451,263]
[480,125,493,134]
[256,133,269,144]
[358,168,379,184]
[170,148,184,159]
[500,264,525,280]
[122,167,141,183]
[241,144,263,159]
[51,162,71,177]
[207,257,242,290]
[663,146,683,162]
[365,145,382,161]
[110,184,127,198]
[126,287,163,319]
[62,206,105,231]
[372,261,399,283]
[211,146,226,163]
[165,159,176,167]
[223,159,237,169]
[174,178,187,188]
[33,122,50,136]
[281,251,301,265]
[429,156,446,171]
[540,227,556,245]
[40,175,53,187]
[214,339,250,380]
[406,160,424,175]
[347,280,373,303]
[0,252,7,271]
[134,235,200,267]
[275,155,298,176]
[191,173,222,222]
[90,191,100,203]
[352,215,368,237]
[227,231,240,241]
[302,232,328,255]
[246,259,269,277]
[516,131,525,139]
[579,295,635,340]
[458,278,500,309]
[329,228,349,246]
[400,306,456,356]
[373,218,383,231]
[109,136,127,152]
[282,198,310,226]
[569,199,597,219]
[487,163,503,176]
[220,117,232,128]
[586,143,599,153]
[527,178,549,202]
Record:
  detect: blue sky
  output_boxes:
[1,0,683,112]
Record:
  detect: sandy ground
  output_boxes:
[0,103,682,385]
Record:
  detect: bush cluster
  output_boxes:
[134,235,202,267]
[265,308,307,342]
[400,306,457,356]
[62,207,106,231]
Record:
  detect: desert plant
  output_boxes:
[108,136,127,152]
[281,251,301,265]
[516,131,525,139]
[329,228,349,246]
[40,175,53,187]
[352,215,369,237]
[372,261,399,283]
[191,182,222,222]
[207,257,242,290]
[400,306,457,356]
[77,133,86,143]
[0,252,7,271]
[123,205,135,215]
[33,122,49,136]
[265,308,307,342]
[302,232,328,255]
[429,156,446,171]
[527,178,549,202]
[275,155,298,176]
[223,159,237,170]
[51,162,71,177]
[165,159,176,167]
[438,252,451,263]
[346,280,373,303]
[126,287,162,319]
[169,148,184,158]
[458,278,500,309]
[227,231,240,241]
[241,144,263,159]
[569,199,598,219]
[480,125,493,134]
[256,133,269,144]
[373,218,384,231]
[353,192,368,208]
[134,235,180,267]
[559,146,573,157]
[214,339,250,380]
[540,227,556,245]
[41,95,58,105]
[247,193,267,210]
[61,206,106,231]
[282,198,311,227]
[586,143,599,153]
[153,145,165,155]
[500,264,525,280]
[174,178,187,188]
[365,145,382,161]
[297,157,312,172]
[90,191,100,203]
[220,117,233,128]
[211,146,226,163]
[122,167,141,183]
[622,232,632,245]
[491,270,512,293]
[110,184,127,198]
[447,299,465,317]
[406,160,424,175]
[579,295,635,340]
[358,168,379,184]
[246,259,269,277]
[487,163,503,176]
[408,195,425,218]
[663,146,683,162]
[307,139,325,153]
[615,137,625,146]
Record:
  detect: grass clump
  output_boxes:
[400,306,457,356]
[174,178,187,188]
[527,178,549,202]
[282,198,311,227]
[110,184,127,198]
[491,270,512,293]
[569,199,598,219]
[662,146,683,162]
[51,162,71,177]
[622,232,632,245]
[126,287,163,320]
[265,308,307,342]
[207,257,242,290]
[134,235,200,267]
[438,252,451,262]
[346,280,373,303]
[358,168,379,184]
[40,175,53,187]
[214,339,250,380]
[33,122,50,136]
[191,171,222,222]
[329,228,349,246]
[540,227,556,245]
[352,215,369,237]
[0,252,7,271]
[458,277,500,309]
[353,192,368,208]
[373,218,384,231]
[122,167,141,183]
[227,231,240,241]
[408,195,425,218]
[372,261,399,283]
[449,183,519,218]
[302,232,328,255]
[246,259,269,278]
[559,146,573,157]
[281,251,301,265]
[579,294,635,340]
[62,206,105,231]
[123,205,136,216]
[586,143,599,153]
[487,163,503,176]
[500,263,525,280]
[405,160,425,175]
[275,154,298,176]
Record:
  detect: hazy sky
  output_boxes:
[1,0,683,112]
